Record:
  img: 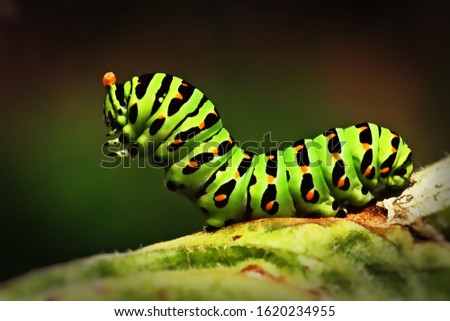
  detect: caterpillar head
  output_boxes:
[102,72,130,134]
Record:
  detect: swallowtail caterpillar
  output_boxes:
[102,72,413,229]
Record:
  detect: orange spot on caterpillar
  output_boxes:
[391,147,397,153]
[173,138,183,145]
[234,171,240,179]
[381,167,390,174]
[295,144,304,152]
[181,83,188,87]
[267,154,275,160]
[243,154,251,160]
[214,194,227,202]
[364,165,373,177]
[337,177,346,188]
[188,161,198,168]
[267,175,275,184]
[362,143,371,151]
[327,133,336,139]
[306,189,315,201]
[198,121,205,130]
[211,147,219,155]
[158,114,165,119]
[228,137,233,144]
[102,72,116,87]
[333,152,340,160]
[175,93,183,100]
[300,166,308,174]
[359,126,368,132]
[265,201,274,211]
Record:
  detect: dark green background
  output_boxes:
[1,1,449,282]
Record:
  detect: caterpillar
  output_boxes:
[101,71,413,229]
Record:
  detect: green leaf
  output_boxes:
[1,218,449,300]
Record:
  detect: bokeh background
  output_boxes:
[1,1,449,282]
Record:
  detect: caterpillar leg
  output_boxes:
[335,207,347,218]
[106,128,118,137]
[103,137,121,146]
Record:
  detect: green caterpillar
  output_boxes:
[101,71,413,229]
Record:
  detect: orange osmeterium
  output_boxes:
[103,72,117,87]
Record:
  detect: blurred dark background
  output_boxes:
[1,0,449,282]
